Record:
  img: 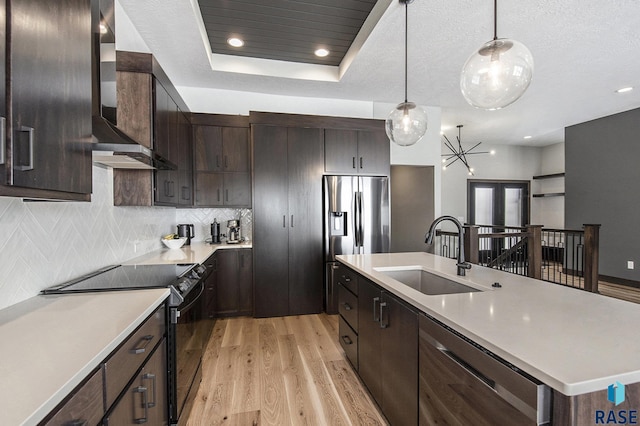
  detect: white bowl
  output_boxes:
[161,237,187,249]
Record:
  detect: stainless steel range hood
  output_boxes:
[92,116,176,170]
[91,0,176,171]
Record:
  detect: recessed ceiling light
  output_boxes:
[616,86,634,93]
[523,135,532,139]
[227,37,244,48]
[314,48,329,57]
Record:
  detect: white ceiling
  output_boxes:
[118,0,640,147]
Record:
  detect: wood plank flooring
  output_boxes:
[187,314,388,426]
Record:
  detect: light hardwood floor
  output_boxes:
[187,314,388,426]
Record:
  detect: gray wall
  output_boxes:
[390,165,435,252]
[565,107,640,282]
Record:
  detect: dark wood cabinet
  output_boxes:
[203,248,253,318]
[193,124,250,207]
[357,277,418,426]
[112,52,192,207]
[214,248,253,317]
[253,124,324,317]
[0,0,93,201]
[106,338,168,426]
[324,128,390,176]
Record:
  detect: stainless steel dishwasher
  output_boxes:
[419,314,551,425]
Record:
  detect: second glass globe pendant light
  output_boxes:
[385,0,428,147]
[460,0,534,110]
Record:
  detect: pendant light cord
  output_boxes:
[404,0,408,103]
[493,0,498,41]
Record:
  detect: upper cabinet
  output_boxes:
[0,0,93,201]
[112,51,192,207]
[325,128,390,176]
[192,114,251,208]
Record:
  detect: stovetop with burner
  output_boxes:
[42,263,206,306]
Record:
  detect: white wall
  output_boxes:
[533,142,565,228]
[0,167,176,311]
[440,143,542,225]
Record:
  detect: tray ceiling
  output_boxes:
[198,0,378,67]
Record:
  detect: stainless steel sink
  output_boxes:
[376,268,481,295]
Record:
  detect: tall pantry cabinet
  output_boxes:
[252,123,324,317]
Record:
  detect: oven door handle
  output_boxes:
[178,282,205,314]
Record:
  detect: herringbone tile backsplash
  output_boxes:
[0,166,251,311]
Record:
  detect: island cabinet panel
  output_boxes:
[324,128,390,176]
[193,124,250,207]
[357,277,418,425]
[1,0,93,201]
[252,124,323,317]
[552,384,640,425]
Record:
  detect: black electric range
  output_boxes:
[42,263,205,307]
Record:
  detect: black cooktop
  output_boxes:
[42,264,196,294]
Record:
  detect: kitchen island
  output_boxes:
[337,252,640,424]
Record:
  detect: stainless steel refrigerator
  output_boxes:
[323,175,390,313]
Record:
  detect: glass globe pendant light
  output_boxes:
[460,0,534,110]
[386,0,428,147]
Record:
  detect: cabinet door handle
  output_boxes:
[170,181,175,197]
[143,373,157,408]
[164,181,169,197]
[352,156,356,169]
[217,188,221,202]
[16,126,35,171]
[342,302,352,311]
[224,155,228,169]
[341,335,353,345]
[216,155,220,168]
[63,420,88,426]
[283,215,286,228]
[181,186,190,200]
[133,386,149,424]
[225,189,229,202]
[130,335,154,355]
[372,297,380,322]
[379,301,388,329]
[0,117,5,165]
[359,157,363,169]
[291,214,294,227]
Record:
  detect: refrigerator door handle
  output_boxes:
[358,191,364,250]
[353,191,360,248]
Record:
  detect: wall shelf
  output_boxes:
[532,172,565,180]
[533,192,565,197]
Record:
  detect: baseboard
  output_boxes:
[600,274,640,289]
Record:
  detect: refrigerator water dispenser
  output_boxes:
[330,212,347,236]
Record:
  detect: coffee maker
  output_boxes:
[227,219,240,244]
[177,224,194,245]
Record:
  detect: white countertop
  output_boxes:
[0,288,169,426]
[124,241,252,265]
[338,252,640,396]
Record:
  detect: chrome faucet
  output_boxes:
[425,215,472,276]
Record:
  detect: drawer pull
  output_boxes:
[143,373,157,408]
[342,302,352,311]
[130,335,154,355]
[341,335,353,345]
[133,386,148,424]
[343,277,351,283]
